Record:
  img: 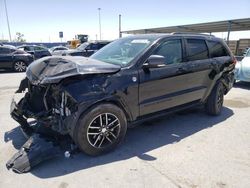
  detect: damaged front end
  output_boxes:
[11,77,78,137]
[8,76,78,173]
[7,56,121,173]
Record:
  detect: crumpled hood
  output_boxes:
[26,56,121,85]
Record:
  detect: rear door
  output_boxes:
[183,38,214,101]
[139,38,207,116]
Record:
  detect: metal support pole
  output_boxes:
[227,21,232,44]
[119,14,122,38]
[4,0,12,42]
[98,8,102,40]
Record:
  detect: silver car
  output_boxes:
[235,48,250,82]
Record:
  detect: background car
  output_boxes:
[53,41,111,57]
[0,46,34,72]
[235,48,250,82]
[49,46,69,55]
[17,45,51,59]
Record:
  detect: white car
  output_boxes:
[49,46,69,55]
[235,49,250,82]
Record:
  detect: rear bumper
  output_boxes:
[222,71,234,94]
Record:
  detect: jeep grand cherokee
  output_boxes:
[11,33,235,156]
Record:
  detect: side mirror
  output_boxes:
[143,55,165,69]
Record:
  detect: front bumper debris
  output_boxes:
[6,134,61,173]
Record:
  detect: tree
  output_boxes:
[15,32,26,42]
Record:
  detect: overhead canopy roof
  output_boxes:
[122,18,250,34]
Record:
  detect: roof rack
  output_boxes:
[171,32,215,37]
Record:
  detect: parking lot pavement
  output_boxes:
[0,71,25,89]
[0,73,250,188]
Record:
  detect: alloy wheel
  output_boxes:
[87,113,121,148]
[14,61,26,72]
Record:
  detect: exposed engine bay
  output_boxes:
[11,77,78,136]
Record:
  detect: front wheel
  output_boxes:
[13,61,27,72]
[205,81,224,116]
[74,103,127,156]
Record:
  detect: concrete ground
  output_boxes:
[0,71,250,188]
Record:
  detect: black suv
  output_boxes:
[0,46,34,72]
[54,41,111,57]
[17,45,51,59]
[11,34,235,156]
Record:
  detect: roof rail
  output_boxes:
[171,32,215,37]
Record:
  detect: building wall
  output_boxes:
[228,39,250,55]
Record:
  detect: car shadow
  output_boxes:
[5,106,233,178]
[233,81,250,90]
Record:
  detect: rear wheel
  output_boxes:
[205,81,224,115]
[74,103,127,156]
[13,61,27,72]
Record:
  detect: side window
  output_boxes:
[186,39,208,61]
[25,46,33,51]
[0,47,10,54]
[89,43,99,50]
[207,41,229,58]
[34,46,45,51]
[99,43,108,49]
[153,39,182,64]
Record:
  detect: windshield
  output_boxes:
[77,42,89,50]
[91,37,156,66]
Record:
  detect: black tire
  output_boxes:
[205,81,224,116]
[13,61,27,72]
[74,103,127,156]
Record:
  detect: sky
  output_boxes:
[0,0,249,42]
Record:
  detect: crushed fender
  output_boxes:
[6,134,62,173]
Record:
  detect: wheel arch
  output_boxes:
[69,98,133,139]
[85,98,133,122]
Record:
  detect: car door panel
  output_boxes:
[183,38,214,100]
[139,64,207,115]
[138,37,212,116]
[0,48,13,68]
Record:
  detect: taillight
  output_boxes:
[232,56,237,65]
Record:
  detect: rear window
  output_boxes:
[186,39,209,61]
[207,41,229,57]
